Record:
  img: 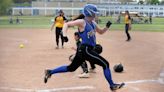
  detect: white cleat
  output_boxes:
[78,72,90,78]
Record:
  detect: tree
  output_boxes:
[146,0,160,5]
[0,0,13,15]
[13,0,32,3]
[138,0,144,4]
[151,0,159,4]
[119,0,134,4]
[160,1,164,5]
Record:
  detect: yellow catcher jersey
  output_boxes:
[124,15,130,24]
[55,16,66,28]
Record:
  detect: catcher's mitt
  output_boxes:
[93,44,103,54]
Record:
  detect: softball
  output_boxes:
[19,44,24,48]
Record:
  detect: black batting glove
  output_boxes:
[106,21,112,28]
[63,36,68,42]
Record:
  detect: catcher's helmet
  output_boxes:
[113,63,124,73]
[93,44,103,54]
[83,4,99,17]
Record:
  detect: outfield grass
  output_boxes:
[0,16,164,32]
[0,16,52,28]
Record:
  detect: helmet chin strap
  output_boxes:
[84,17,94,23]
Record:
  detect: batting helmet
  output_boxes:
[93,44,103,54]
[113,63,124,73]
[83,4,99,17]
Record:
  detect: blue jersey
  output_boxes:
[79,20,96,47]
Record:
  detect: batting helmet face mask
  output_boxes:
[83,4,99,17]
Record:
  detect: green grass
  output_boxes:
[0,16,53,28]
[0,16,164,32]
[12,2,31,7]
[98,16,164,32]
[98,23,164,32]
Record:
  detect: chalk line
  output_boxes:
[0,86,33,92]
[0,86,95,92]
[125,79,158,84]
[1,69,163,92]
[37,86,95,92]
[158,68,164,84]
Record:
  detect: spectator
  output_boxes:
[149,15,152,24]
[9,16,13,24]
[16,16,20,24]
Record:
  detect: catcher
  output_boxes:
[70,32,103,78]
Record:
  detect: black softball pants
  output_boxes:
[125,24,131,40]
[55,27,64,46]
[67,44,109,72]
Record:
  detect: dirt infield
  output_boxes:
[0,28,164,92]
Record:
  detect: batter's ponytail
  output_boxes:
[73,14,85,20]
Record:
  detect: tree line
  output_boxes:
[0,0,163,15]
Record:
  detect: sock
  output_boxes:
[50,65,68,74]
[103,68,114,86]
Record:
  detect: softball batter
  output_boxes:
[44,4,125,91]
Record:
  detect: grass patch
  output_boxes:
[0,16,164,32]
